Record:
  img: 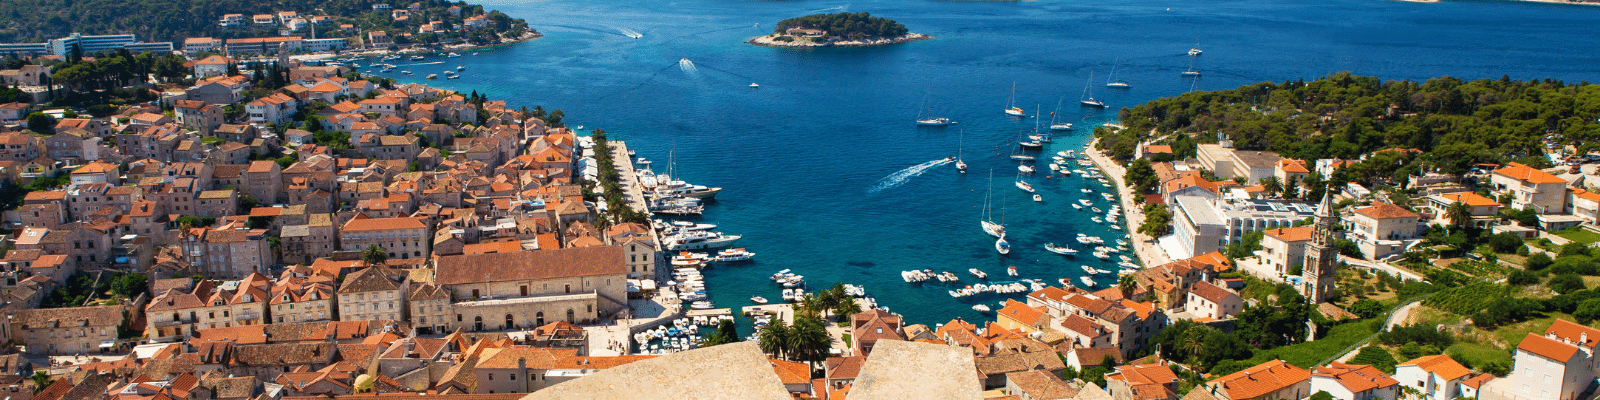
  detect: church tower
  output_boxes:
[1302,188,1338,303]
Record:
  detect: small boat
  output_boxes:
[749,83,760,88]
[457,65,466,71]
[400,71,412,75]
[1072,204,1082,209]
[690,301,715,309]
[1016,180,1034,193]
[1019,165,1035,174]
[917,117,954,126]
[1007,266,1018,276]
[1106,57,1131,88]
[1045,243,1077,255]
[410,55,425,61]
[972,305,992,312]
[1033,194,1042,202]
[426,74,437,79]
[956,159,967,172]
[712,248,755,262]
[447,52,460,57]
[969,268,988,279]
[1080,72,1108,108]
[1080,276,1095,287]
[750,296,768,304]
[1050,122,1074,131]
[1004,82,1025,117]
[1048,164,1061,172]
[1189,48,1202,56]
[1019,140,1043,148]
[1092,216,1104,224]
[996,236,1011,255]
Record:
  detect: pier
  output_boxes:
[607,140,651,214]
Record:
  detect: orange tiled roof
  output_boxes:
[1263,226,1314,242]
[1353,202,1419,220]
[1313,362,1397,393]
[1398,354,1471,381]
[1277,159,1310,174]
[1436,192,1500,207]
[1209,359,1310,400]
[1494,162,1567,184]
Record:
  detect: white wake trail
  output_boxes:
[678,58,698,73]
[868,158,953,194]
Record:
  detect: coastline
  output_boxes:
[747,33,931,48]
[1085,134,1172,269]
[294,32,543,61]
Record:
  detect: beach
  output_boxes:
[1086,134,1172,269]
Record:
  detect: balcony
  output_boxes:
[153,318,197,328]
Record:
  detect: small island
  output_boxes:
[749,12,929,48]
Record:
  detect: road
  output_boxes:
[1339,255,1424,283]
[1086,137,1172,268]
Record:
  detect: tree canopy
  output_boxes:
[773,12,909,40]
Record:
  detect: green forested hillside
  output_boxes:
[0,0,526,44]
[774,12,908,40]
[1102,73,1600,175]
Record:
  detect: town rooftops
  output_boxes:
[997,299,1047,327]
[1188,281,1237,304]
[1398,354,1471,381]
[1517,333,1582,362]
[1277,159,1310,173]
[1312,362,1397,393]
[1209,359,1310,400]
[1263,226,1313,242]
[1432,192,1499,207]
[434,245,625,285]
[341,215,426,232]
[1353,202,1419,219]
[1494,162,1567,184]
[1007,369,1078,400]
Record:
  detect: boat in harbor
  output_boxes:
[1033,194,1042,202]
[663,231,742,251]
[750,296,768,304]
[1004,82,1026,117]
[1007,266,1018,276]
[1015,179,1034,193]
[1106,57,1131,88]
[1080,72,1107,108]
[410,55,425,61]
[1072,204,1082,209]
[956,130,968,173]
[996,235,1011,255]
[1048,164,1061,172]
[712,248,755,262]
[1018,165,1035,174]
[426,74,438,79]
[917,86,955,126]
[981,170,1006,238]
[969,268,988,279]
[1080,276,1095,287]
[690,301,715,309]
[1189,47,1202,56]
[1045,243,1077,255]
[972,304,992,312]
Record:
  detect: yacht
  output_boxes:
[750,83,760,88]
[1080,72,1108,108]
[1050,122,1074,131]
[447,52,461,57]
[1080,276,1095,287]
[917,117,954,126]
[972,304,992,312]
[969,269,988,279]
[1189,48,1202,56]
[996,235,1011,255]
[1106,57,1131,88]
[1018,165,1035,174]
[1044,243,1077,255]
[655,179,722,199]
[410,55,425,61]
[712,248,755,262]
[426,74,437,79]
[1015,180,1034,193]
[750,296,768,304]
[665,220,718,232]
[1033,194,1042,202]
[1019,139,1043,148]
[457,65,466,71]
[400,71,412,75]
[664,231,742,251]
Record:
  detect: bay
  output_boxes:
[374,0,1600,326]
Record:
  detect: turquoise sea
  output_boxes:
[371,0,1600,326]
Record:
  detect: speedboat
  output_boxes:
[1045,243,1077,255]
[1015,181,1034,193]
[1019,165,1035,174]
[996,236,1011,255]
[410,55,425,61]
[1189,48,1202,56]
[690,301,715,309]
[972,305,992,312]
[426,74,437,79]
[447,52,461,57]
[1050,122,1074,131]
[1080,276,1095,287]
[969,268,988,279]
[750,296,768,304]
[1072,204,1082,209]
[457,65,466,71]
[1033,194,1042,202]
[1007,266,1018,276]
[750,83,760,88]
[917,117,954,126]
[664,231,742,251]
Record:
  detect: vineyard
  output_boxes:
[1422,283,1503,315]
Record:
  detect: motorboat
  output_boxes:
[1033,194,1042,202]
[1015,180,1034,193]
[996,236,1011,255]
[666,220,718,232]
[750,83,760,88]
[1007,266,1018,276]
[917,117,954,126]
[750,296,768,304]
[1072,204,1082,209]
[1045,243,1077,255]
[1189,48,1202,56]
[1048,164,1061,172]
[400,70,412,75]
[972,305,992,312]
[690,301,715,309]
[1019,165,1035,174]
[410,55,425,61]
[1050,122,1074,131]
[448,52,461,57]
[712,248,755,262]
[770,269,792,281]
[969,268,988,279]
[664,231,742,251]
[426,74,438,79]
[1080,276,1095,287]
[457,65,466,70]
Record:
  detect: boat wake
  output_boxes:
[678,58,698,73]
[867,158,953,194]
[614,26,643,39]
[398,61,445,67]
[807,5,849,14]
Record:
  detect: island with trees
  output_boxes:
[749,12,928,48]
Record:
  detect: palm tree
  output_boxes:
[1446,201,1472,230]
[1260,176,1283,199]
[1118,274,1138,299]
[361,245,387,266]
[790,316,833,366]
[834,297,863,319]
[798,294,823,318]
[758,318,791,358]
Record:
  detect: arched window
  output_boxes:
[505,314,514,330]
[473,316,483,331]
[566,309,575,323]
[536,311,545,327]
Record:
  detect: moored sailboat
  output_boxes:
[1080,72,1107,108]
[1106,57,1131,88]
[1004,82,1025,117]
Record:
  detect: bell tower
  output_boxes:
[1302,188,1338,303]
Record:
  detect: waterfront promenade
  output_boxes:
[1085,135,1171,268]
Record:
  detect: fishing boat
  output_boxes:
[1080,72,1107,108]
[1106,57,1131,88]
[981,170,1006,238]
[750,296,768,304]
[969,268,988,279]
[996,235,1011,255]
[1004,82,1026,117]
[1045,243,1078,255]
[1033,194,1042,202]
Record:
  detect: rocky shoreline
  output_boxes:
[747,33,931,48]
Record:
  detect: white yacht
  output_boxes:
[1019,165,1035,174]
[996,235,1011,255]
[1044,243,1077,255]
[1189,48,1202,56]
[969,268,988,279]
[750,296,768,304]
[1080,276,1095,287]
[712,248,755,262]
[917,117,954,126]
[664,231,742,251]
[1015,180,1034,193]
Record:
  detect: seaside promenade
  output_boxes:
[1086,135,1171,269]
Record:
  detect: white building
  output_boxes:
[1490,162,1569,215]
[1310,362,1398,400]
[1481,319,1600,400]
[1394,355,1470,400]
[1182,281,1242,320]
[1343,202,1422,260]
[1167,195,1317,260]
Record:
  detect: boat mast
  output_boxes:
[1051,96,1063,126]
[918,85,930,120]
[1008,82,1017,109]
[1108,57,1119,84]
[1084,72,1096,102]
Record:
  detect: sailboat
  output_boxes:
[955,131,968,173]
[981,170,1005,238]
[1182,54,1201,76]
[1049,97,1074,131]
[1106,57,1131,88]
[1009,122,1036,161]
[1004,82,1026,117]
[916,86,954,126]
[1080,72,1107,108]
[1015,170,1034,193]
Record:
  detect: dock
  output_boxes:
[687,308,734,319]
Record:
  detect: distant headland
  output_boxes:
[748,12,930,48]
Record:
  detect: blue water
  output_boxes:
[370,0,1600,326]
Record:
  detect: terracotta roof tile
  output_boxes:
[1494,162,1567,184]
[1515,334,1580,363]
[1353,202,1420,220]
[1209,359,1310,400]
[1313,362,1397,393]
[1398,354,1471,381]
[1435,192,1500,207]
